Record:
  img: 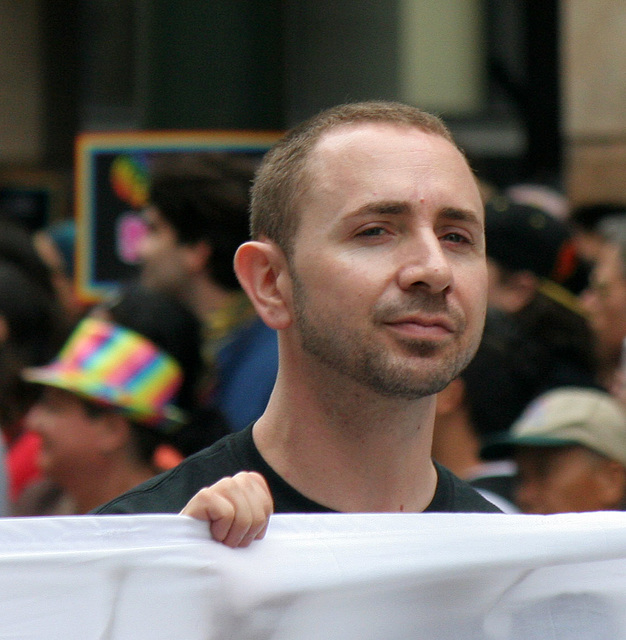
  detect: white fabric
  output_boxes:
[2,512,626,638]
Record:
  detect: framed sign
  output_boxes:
[74,130,281,304]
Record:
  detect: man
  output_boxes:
[481,387,626,514]
[138,154,278,431]
[95,100,500,526]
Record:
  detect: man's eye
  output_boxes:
[357,226,387,237]
[442,232,471,244]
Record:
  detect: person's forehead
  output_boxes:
[311,121,455,161]
[304,122,479,200]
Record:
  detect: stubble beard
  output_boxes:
[291,273,482,400]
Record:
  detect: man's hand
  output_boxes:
[180,471,273,548]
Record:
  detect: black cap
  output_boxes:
[485,197,578,282]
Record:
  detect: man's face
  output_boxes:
[515,445,617,514]
[137,207,190,295]
[25,387,108,485]
[581,243,626,363]
[285,123,487,399]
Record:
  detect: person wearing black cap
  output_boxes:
[484,196,597,394]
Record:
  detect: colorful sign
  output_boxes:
[74,130,280,304]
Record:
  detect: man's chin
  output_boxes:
[359,362,465,400]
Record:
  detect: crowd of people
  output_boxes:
[1,100,626,539]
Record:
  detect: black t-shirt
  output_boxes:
[94,424,502,515]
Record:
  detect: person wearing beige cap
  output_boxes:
[481,387,626,514]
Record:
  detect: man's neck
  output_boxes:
[253,367,439,513]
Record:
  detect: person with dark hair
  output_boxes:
[433,197,600,511]
[95,100,501,528]
[137,154,278,432]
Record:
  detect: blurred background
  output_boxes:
[1,0,623,222]
[0,0,625,517]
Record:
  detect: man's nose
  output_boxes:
[396,232,453,294]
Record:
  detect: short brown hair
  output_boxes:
[250,101,457,255]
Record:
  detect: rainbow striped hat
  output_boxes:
[23,317,186,431]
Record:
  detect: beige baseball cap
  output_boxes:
[481,387,626,466]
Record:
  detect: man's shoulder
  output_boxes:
[428,462,503,513]
[93,429,252,515]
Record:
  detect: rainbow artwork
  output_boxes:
[109,154,150,209]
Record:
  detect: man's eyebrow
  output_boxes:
[350,201,411,217]
[438,207,484,227]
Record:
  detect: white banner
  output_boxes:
[2,512,626,638]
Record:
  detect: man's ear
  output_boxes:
[234,240,292,330]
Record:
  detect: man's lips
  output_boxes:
[383,315,456,338]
